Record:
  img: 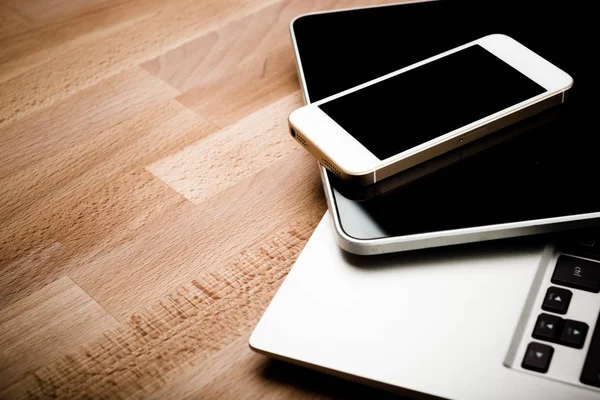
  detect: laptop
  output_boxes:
[252,215,600,398]
[251,2,600,399]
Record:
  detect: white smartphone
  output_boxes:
[289,34,573,184]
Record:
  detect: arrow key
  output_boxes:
[560,320,589,349]
[522,342,554,373]
[542,287,572,315]
[533,313,563,342]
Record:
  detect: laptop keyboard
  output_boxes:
[506,230,600,392]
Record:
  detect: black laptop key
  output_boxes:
[541,287,572,315]
[532,313,563,342]
[551,255,600,293]
[559,320,588,349]
[580,312,600,387]
[522,342,554,373]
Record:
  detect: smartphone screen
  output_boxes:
[293,1,599,240]
[319,44,545,160]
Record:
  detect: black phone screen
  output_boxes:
[293,1,600,239]
[319,44,544,160]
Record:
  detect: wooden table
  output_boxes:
[0,0,404,398]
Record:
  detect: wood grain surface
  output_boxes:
[0,0,404,398]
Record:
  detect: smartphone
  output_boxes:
[289,34,573,184]
[291,1,600,255]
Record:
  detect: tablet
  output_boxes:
[291,1,600,255]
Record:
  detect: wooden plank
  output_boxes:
[71,148,325,320]
[176,45,299,129]
[141,0,308,93]
[0,67,178,184]
[0,168,188,312]
[0,276,119,390]
[0,99,196,223]
[0,68,184,305]
[0,0,157,83]
[6,0,114,21]
[147,92,303,204]
[0,5,31,41]
[1,221,318,399]
[0,94,210,308]
[0,0,281,126]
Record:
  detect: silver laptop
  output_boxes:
[251,2,600,399]
[251,215,600,399]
